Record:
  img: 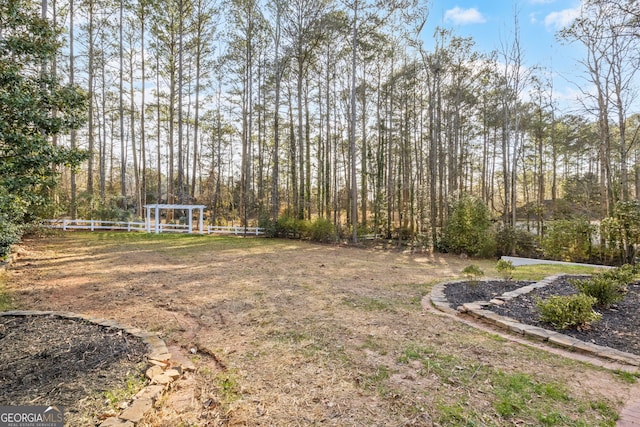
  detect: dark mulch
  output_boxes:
[443,280,534,307]
[444,277,640,357]
[0,315,148,425]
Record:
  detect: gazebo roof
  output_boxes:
[144,204,206,209]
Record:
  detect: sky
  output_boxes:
[421,0,586,112]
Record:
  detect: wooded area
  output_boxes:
[3,0,640,246]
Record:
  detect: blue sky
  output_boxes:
[421,0,585,111]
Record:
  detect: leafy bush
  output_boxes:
[537,294,601,329]
[601,264,636,284]
[0,217,22,260]
[0,190,27,260]
[572,276,625,308]
[462,264,484,283]
[275,215,304,238]
[258,213,277,237]
[308,217,336,242]
[440,194,495,257]
[570,265,634,308]
[610,201,640,264]
[540,218,595,262]
[495,225,537,258]
[496,259,515,280]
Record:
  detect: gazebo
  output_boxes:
[144,204,207,234]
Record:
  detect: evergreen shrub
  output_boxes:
[537,294,601,329]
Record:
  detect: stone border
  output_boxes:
[429,274,640,368]
[0,310,193,427]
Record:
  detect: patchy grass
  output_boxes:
[0,272,14,311]
[492,263,604,281]
[615,369,640,384]
[6,233,631,426]
[103,369,147,410]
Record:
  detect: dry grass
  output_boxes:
[6,232,635,426]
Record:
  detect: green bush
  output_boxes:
[609,201,640,264]
[495,225,537,257]
[440,194,495,257]
[308,217,336,242]
[537,294,601,329]
[258,213,277,237]
[462,264,484,283]
[540,218,595,262]
[570,265,634,308]
[572,276,625,308]
[275,215,303,238]
[0,217,22,260]
[496,259,515,280]
[601,264,636,284]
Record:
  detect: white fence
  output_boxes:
[44,219,146,232]
[44,219,265,236]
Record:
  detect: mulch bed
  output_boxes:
[444,277,640,357]
[0,314,148,425]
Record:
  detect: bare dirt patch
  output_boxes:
[4,233,638,426]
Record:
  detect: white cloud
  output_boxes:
[529,12,539,25]
[544,7,580,30]
[444,7,486,25]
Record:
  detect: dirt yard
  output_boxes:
[4,232,639,426]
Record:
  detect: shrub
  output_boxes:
[496,259,515,281]
[440,194,495,257]
[495,225,537,258]
[275,215,304,238]
[0,217,22,259]
[0,192,25,259]
[611,201,640,264]
[258,213,277,237]
[462,264,484,283]
[572,276,625,308]
[540,218,595,262]
[601,264,636,284]
[570,265,633,308]
[537,294,601,329]
[308,217,336,242]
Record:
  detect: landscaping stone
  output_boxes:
[99,417,135,427]
[120,398,153,423]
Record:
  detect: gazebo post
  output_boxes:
[154,206,160,234]
[144,204,206,234]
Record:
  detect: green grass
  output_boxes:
[496,264,603,281]
[103,370,147,409]
[0,272,14,311]
[615,369,639,384]
[436,399,484,426]
[396,343,617,426]
[492,371,569,418]
[359,365,392,394]
[214,370,242,403]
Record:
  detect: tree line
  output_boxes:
[2,0,640,250]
